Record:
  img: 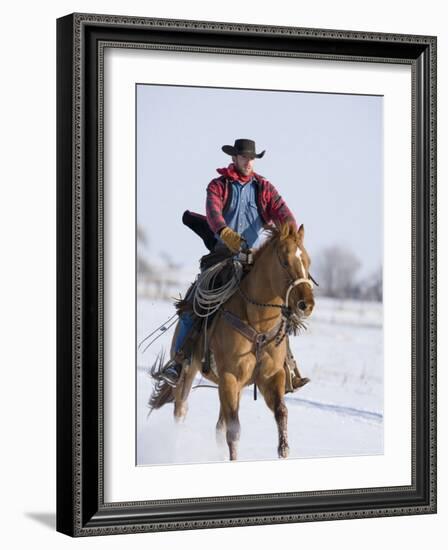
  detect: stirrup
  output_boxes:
[284,361,310,394]
[160,362,182,387]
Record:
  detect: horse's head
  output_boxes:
[269,223,315,319]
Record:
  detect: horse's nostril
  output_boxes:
[298,300,307,311]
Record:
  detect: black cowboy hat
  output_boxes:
[222,139,266,159]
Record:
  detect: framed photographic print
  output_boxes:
[56,13,437,536]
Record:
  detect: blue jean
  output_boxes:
[174,312,195,355]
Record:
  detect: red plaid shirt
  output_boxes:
[206,164,297,234]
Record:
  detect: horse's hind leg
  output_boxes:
[219,373,241,461]
[173,360,198,422]
[258,370,289,459]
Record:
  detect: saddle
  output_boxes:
[174,214,252,373]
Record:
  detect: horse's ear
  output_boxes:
[297,224,305,241]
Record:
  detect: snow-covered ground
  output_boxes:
[136,295,383,465]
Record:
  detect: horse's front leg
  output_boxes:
[258,368,289,459]
[218,373,241,461]
[274,396,289,459]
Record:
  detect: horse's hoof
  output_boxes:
[229,449,238,460]
[174,411,188,423]
[278,445,289,459]
[229,445,238,461]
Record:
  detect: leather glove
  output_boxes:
[219,227,242,253]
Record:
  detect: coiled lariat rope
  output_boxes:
[192,258,243,368]
[138,259,242,356]
[192,259,243,318]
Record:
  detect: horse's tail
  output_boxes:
[147,351,175,413]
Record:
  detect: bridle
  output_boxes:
[276,244,314,306]
[238,243,313,315]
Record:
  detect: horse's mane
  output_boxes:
[252,223,299,261]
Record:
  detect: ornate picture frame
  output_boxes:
[56,13,436,536]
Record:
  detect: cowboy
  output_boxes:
[161,139,309,391]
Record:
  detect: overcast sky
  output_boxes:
[137,84,383,278]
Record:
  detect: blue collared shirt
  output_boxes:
[217,178,265,248]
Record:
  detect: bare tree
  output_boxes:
[357,266,383,302]
[315,245,361,299]
[137,224,151,274]
[370,267,383,301]
[137,224,148,247]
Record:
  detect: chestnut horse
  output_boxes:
[149,223,314,460]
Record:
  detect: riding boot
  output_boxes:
[160,360,183,387]
[161,313,202,386]
[284,337,310,394]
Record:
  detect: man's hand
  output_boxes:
[219,227,242,253]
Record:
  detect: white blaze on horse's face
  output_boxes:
[295,246,306,277]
